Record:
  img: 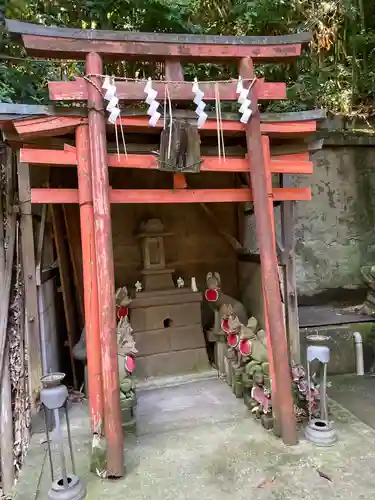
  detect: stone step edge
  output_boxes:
[135,369,218,392]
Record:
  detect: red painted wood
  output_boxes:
[64,143,77,153]
[239,56,297,445]
[86,52,124,477]
[116,116,317,134]
[173,173,187,189]
[31,187,311,204]
[20,148,313,175]
[75,124,104,435]
[20,148,77,165]
[13,116,85,138]
[48,78,286,101]
[23,34,302,61]
[12,116,317,137]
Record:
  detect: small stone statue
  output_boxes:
[177,276,184,288]
[115,285,131,307]
[135,280,143,292]
[191,277,198,292]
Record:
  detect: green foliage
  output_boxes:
[1,0,375,115]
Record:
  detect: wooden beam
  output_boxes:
[0,101,327,124]
[17,161,42,406]
[35,204,47,286]
[0,148,16,495]
[6,19,311,47]
[48,78,286,102]
[63,205,84,328]
[116,116,317,134]
[20,148,314,175]
[86,52,124,477]
[13,116,85,139]
[22,35,303,61]
[31,187,311,204]
[50,204,79,389]
[240,56,297,445]
[12,115,316,137]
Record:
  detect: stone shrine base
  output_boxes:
[130,288,211,378]
[13,376,375,500]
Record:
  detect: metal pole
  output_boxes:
[85,52,124,477]
[64,404,76,475]
[54,408,68,488]
[76,124,104,435]
[239,57,298,445]
[44,406,55,481]
[321,363,328,422]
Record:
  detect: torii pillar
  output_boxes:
[86,52,124,477]
[239,57,297,446]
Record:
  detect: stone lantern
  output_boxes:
[136,219,174,291]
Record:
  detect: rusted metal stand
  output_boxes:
[239,57,297,446]
[86,53,124,477]
[76,124,104,435]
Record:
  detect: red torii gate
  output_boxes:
[5,19,320,477]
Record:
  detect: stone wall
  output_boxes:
[243,130,375,304]
[294,140,375,301]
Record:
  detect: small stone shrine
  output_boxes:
[130,219,210,378]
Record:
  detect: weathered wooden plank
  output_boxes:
[116,116,317,134]
[50,204,78,388]
[0,102,327,123]
[20,148,313,174]
[1,348,13,496]
[0,146,15,496]
[35,204,47,286]
[20,35,304,61]
[31,187,311,204]
[17,161,42,407]
[63,205,84,328]
[0,102,327,133]
[13,116,85,138]
[6,19,311,46]
[48,78,286,101]
[9,114,316,136]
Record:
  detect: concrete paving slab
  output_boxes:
[13,378,375,500]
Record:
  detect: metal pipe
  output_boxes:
[239,57,298,445]
[86,52,124,477]
[44,406,54,481]
[54,408,68,488]
[320,363,328,422]
[353,331,364,376]
[64,403,76,475]
[76,124,104,435]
